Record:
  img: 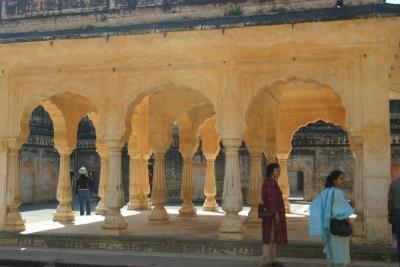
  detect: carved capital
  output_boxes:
[276,153,289,161]
[222,138,242,149]
[246,145,263,155]
[105,139,124,151]
[204,153,218,161]
[7,138,22,151]
[57,147,73,156]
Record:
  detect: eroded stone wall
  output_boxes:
[20,145,59,204]
[0,0,385,35]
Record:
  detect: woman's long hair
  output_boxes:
[266,163,280,177]
[325,170,344,188]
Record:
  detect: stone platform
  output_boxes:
[8,202,395,263]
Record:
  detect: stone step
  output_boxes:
[0,233,396,263]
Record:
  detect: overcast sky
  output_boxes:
[386,0,400,3]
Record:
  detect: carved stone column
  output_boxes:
[352,136,366,243]
[95,151,109,215]
[127,154,148,210]
[277,154,291,213]
[53,147,75,222]
[142,156,152,209]
[203,154,218,211]
[179,154,196,217]
[101,140,127,232]
[4,142,25,232]
[219,138,243,240]
[246,149,263,226]
[148,152,169,223]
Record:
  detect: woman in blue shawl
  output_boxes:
[309,170,354,267]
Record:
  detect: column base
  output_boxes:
[101,208,128,230]
[203,198,218,212]
[148,206,169,224]
[101,228,129,236]
[53,204,75,222]
[127,199,150,211]
[179,202,197,218]
[219,232,244,240]
[246,208,261,227]
[4,209,25,232]
[95,200,107,215]
[146,198,152,209]
[219,212,244,240]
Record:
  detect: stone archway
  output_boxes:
[244,78,347,213]
[124,83,217,223]
[8,91,100,230]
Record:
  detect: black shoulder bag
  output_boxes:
[329,189,352,237]
[258,203,275,218]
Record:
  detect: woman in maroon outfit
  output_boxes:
[261,163,288,267]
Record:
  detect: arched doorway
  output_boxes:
[288,120,354,201]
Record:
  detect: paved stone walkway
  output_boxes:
[19,200,314,242]
[0,246,395,267]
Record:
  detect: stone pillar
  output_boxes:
[101,140,127,233]
[4,143,25,232]
[53,147,74,222]
[179,154,196,217]
[203,154,218,211]
[219,138,243,240]
[360,53,391,244]
[148,152,169,223]
[142,156,152,209]
[95,152,109,215]
[277,154,291,213]
[246,149,263,226]
[352,136,366,243]
[127,154,148,210]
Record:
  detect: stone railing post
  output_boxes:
[203,154,218,211]
[246,148,263,226]
[219,138,243,240]
[179,154,196,217]
[4,141,25,232]
[277,154,291,213]
[148,151,169,223]
[95,148,109,215]
[53,146,74,222]
[101,140,127,233]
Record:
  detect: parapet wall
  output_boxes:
[0,0,385,35]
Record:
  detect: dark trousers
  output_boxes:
[78,190,91,216]
[395,209,400,263]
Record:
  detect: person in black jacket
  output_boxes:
[76,166,92,215]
